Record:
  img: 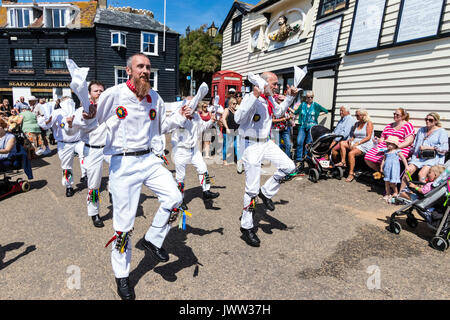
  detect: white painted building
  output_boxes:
[220,0,450,133]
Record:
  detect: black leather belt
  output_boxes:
[85,143,105,149]
[112,149,151,157]
[244,136,269,143]
[58,140,80,144]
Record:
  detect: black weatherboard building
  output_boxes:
[0,0,180,105]
[94,8,180,102]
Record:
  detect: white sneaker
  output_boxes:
[42,148,52,156]
[35,148,44,156]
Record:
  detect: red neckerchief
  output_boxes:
[260,94,273,116]
[126,80,152,103]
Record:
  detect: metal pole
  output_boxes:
[163,0,166,52]
[190,69,193,96]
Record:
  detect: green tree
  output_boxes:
[179,24,222,97]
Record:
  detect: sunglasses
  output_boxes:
[425,118,435,122]
[306,96,313,99]
[393,113,401,117]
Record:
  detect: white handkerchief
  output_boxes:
[294,66,308,88]
[248,72,267,92]
[41,101,55,120]
[66,59,90,113]
[188,82,209,114]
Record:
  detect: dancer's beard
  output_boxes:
[134,76,151,97]
[264,86,274,97]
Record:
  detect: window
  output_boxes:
[141,32,158,55]
[45,8,67,28]
[8,8,32,28]
[12,49,33,68]
[231,16,242,45]
[150,71,158,91]
[115,67,128,85]
[48,49,68,69]
[111,31,127,47]
[318,0,348,18]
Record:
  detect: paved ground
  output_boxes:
[1,141,450,300]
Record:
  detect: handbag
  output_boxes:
[419,149,436,159]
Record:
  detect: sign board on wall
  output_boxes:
[309,16,343,61]
[395,0,445,44]
[347,0,387,54]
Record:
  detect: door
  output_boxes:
[312,69,335,129]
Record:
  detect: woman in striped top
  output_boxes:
[364,108,415,174]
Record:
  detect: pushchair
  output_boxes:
[0,132,33,200]
[299,125,344,183]
[389,162,450,251]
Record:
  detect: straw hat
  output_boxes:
[385,135,400,147]
[28,95,37,101]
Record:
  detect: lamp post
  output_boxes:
[185,25,190,40]
[207,22,218,38]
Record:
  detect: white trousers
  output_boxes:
[57,141,84,188]
[240,139,295,229]
[173,146,210,194]
[109,152,182,278]
[83,145,111,217]
[75,141,87,178]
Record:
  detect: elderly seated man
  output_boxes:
[331,105,356,163]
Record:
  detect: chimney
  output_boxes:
[98,0,107,9]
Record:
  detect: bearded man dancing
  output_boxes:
[235,72,298,247]
[79,53,191,300]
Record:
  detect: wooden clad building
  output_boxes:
[220,0,450,133]
[0,0,180,105]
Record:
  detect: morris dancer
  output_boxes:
[40,97,84,197]
[170,91,220,210]
[235,72,298,247]
[79,53,191,300]
[69,80,109,228]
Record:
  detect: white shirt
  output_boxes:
[235,93,294,139]
[40,101,80,143]
[78,83,185,156]
[171,112,213,149]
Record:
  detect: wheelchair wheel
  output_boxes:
[21,181,30,192]
[308,168,319,183]
[406,217,418,228]
[334,167,344,180]
[389,220,402,235]
[430,236,448,251]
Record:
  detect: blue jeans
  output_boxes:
[278,128,291,157]
[295,127,312,161]
[222,133,240,162]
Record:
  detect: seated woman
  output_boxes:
[399,112,449,192]
[18,105,45,156]
[0,118,17,171]
[364,107,415,177]
[336,109,374,182]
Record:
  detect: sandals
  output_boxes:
[345,173,355,182]
[335,161,346,167]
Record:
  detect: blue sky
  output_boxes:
[6,0,261,35]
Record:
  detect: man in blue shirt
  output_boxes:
[331,106,356,163]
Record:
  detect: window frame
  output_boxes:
[114,67,129,86]
[140,32,159,56]
[231,16,242,45]
[44,7,69,28]
[48,49,69,69]
[111,31,127,48]
[11,48,33,69]
[7,8,33,28]
[317,0,349,20]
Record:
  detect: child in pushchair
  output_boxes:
[389,161,450,251]
[299,125,345,183]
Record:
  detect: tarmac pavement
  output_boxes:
[1,142,450,300]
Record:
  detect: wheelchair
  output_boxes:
[0,131,33,200]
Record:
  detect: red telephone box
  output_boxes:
[211,70,242,107]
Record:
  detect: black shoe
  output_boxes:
[109,192,113,204]
[240,227,260,247]
[180,201,188,211]
[91,215,104,228]
[66,187,74,197]
[258,190,274,211]
[141,238,169,262]
[115,277,134,300]
[80,176,88,184]
[203,190,219,200]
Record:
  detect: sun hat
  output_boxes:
[385,135,400,147]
